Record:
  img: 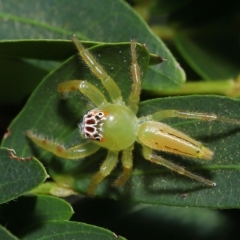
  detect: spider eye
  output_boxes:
[86,126,95,133]
[96,112,104,120]
[81,109,105,141]
[95,136,101,141]
[86,133,91,138]
[86,119,95,125]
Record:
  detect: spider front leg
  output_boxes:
[87,150,119,195]
[113,144,134,187]
[72,35,123,104]
[58,80,107,107]
[142,145,216,186]
[26,131,100,159]
[128,39,141,113]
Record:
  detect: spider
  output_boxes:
[27,35,240,196]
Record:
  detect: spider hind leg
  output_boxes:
[142,145,216,186]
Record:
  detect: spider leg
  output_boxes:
[113,144,134,187]
[87,150,119,195]
[142,145,216,186]
[27,130,100,159]
[128,39,141,113]
[58,80,107,107]
[72,35,123,104]
[141,109,240,124]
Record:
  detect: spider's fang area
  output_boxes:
[80,109,107,141]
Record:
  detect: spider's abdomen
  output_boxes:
[138,121,213,160]
[81,104,138,151]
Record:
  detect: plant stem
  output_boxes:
[146,78,240,97]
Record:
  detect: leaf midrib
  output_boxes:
[0,13,88,39]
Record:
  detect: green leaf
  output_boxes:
[0,195,73,235]
[0,40,97,60]
[0,40,162,66]
[72,200,232,239]
[66,95,240,208]
[129,95,240,208]
[0,0,185,91]
[0,57,49,105]
[1,42,152,159]
[2,39,240,208]
[0,42,151,194]
[0,147,47,204]
[0,225,18,240]
[174,33,240,80]
[21,221,126,240]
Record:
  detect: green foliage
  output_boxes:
[2,44,240,207]
[0,195,124,239]
[0,0,185,106]
[0,148,47,204]
[1,0,240,239]
[21,221,126,240]
[152,0,240,80]
[0,225,18,240]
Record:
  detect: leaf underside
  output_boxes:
[0,0,185,92]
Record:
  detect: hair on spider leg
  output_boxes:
[58,86,83,99]
[59,90,71,99]
[26,130,66,148]
[85,100,96,111]
[76,90,98,111]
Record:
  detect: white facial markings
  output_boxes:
[80,109,107,141]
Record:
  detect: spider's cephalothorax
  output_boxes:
[27,35,240,196]
[81,105,138,151]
